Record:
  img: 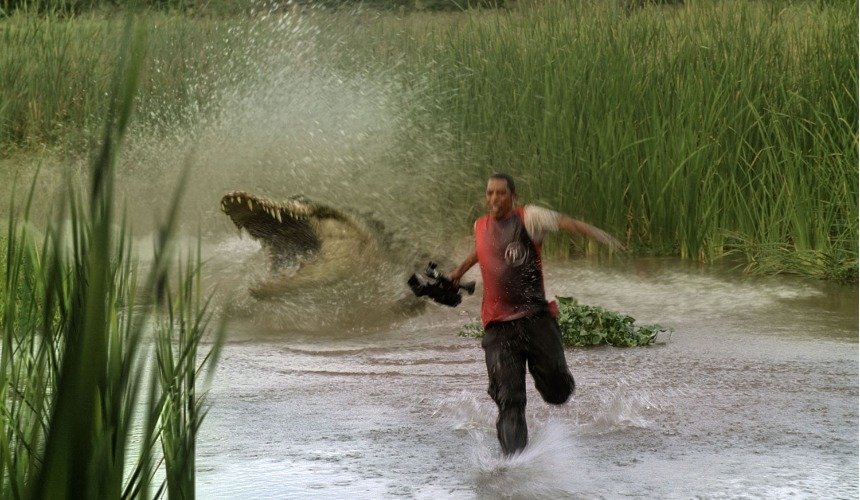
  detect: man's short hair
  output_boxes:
[489,173,516,195]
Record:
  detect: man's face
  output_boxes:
[486,178,514,220]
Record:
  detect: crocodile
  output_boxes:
[220,190,386,272]
[219,190,475,332]
[219,190,425,304]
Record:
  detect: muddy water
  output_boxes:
[195,256,858,499]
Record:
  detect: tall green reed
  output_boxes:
[1,12,223,499]
[156,239,222,500]
[390,0,857,279]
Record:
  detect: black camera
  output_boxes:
[407,262,476,307]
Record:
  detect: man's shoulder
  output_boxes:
[522,205,560,237]
[522,203,555,213]
[474,214,489,231]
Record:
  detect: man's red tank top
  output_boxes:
[475,207,550,327]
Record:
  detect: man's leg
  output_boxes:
[482,322,528,455]
[525,313,575,405]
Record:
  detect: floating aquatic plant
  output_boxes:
[459,296,670,348]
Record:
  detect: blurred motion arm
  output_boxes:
[558,215,625,252]
[448,248,478,287]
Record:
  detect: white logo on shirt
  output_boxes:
[504,241,528,267]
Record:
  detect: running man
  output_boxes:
[448,173,623,455]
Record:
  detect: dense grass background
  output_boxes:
[389,1,857,280]
[0,0,856,281]
[0,12,254,150]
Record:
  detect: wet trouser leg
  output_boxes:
[482,312,575,455]
[525,313,575,405]
[482,322,528,455]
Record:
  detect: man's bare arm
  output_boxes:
[558,215,625,251]
[448,247,478,287]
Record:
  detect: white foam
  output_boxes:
[471,420,583,499]
[434,392,495,432]
[579,387,654,435]
[212,234,262,257]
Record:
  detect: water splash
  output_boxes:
[471,421,584,499]
[434,392,496,432]
[109,7,477,332]
[579,386,654,435]
[120,6,472,243]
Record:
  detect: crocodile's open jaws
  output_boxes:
[221,190,381,271]
[219,189,411,304]
[217,190,439,330]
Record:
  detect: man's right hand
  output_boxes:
[449,247,478,289]
[447,272,461,288]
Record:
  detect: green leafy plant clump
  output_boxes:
[554,296,669,347]
[459,296,671,348]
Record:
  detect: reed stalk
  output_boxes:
[1,11,223,499]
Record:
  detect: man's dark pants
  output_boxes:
[481,311,575,455]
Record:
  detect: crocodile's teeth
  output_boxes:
[247,199,253,210]
[275,210,282,223]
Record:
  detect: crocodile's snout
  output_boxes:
[221,191,322,265]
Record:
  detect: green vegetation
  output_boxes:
[0,16,223,498]
[0,0,856,281]
[459,296,669,347]
[0,12,260,152]
[399,0,857,281]
[554,296,668,347]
